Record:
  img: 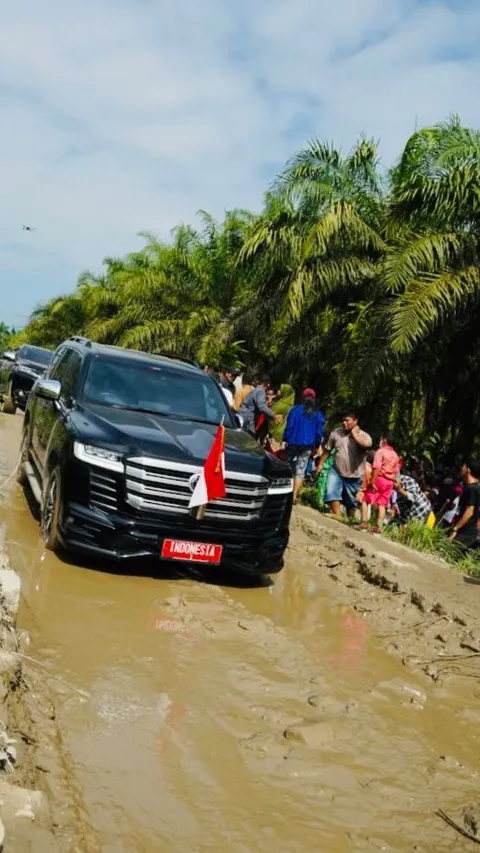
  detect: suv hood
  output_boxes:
[73,404,291,479]
[15,359,48,375]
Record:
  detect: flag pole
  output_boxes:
[193,418,225,521]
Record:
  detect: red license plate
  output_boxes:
[161,539,223,565]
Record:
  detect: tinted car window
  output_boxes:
[18,346,53,365]
[49,348,71,382]
[83,358,232,425]
[61,352,82,401]
[50,349,82,402]
[45,348,64,378]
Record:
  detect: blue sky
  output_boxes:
[1,0,480,327]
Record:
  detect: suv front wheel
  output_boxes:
[41,466,63,552]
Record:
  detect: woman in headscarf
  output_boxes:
[267,384,295,455]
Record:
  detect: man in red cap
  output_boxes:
[283,388,326,504]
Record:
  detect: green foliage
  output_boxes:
[15,115,480,459]
[384,521,462,562]
[457,554,480,578]
[0,322,14,353]
[383,521,480,578]
[298,487,320,510]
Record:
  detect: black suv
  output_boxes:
[0,345,53,413]
[19,337,293,576]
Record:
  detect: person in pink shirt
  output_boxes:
[360,432,401,532]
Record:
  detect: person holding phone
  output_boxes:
[317,407,372,519]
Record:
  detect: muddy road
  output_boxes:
[0,413,479,852]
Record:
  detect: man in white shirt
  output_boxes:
[220,386,233,407]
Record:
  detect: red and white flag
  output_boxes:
[188,424,226,510]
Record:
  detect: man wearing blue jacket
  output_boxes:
[283,388,325,504]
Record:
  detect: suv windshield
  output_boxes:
[18,346,53,365]
[83,357,232,425]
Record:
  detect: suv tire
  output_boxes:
[41,466,63,552]
[17,432,29,486]
[2,385,16,415]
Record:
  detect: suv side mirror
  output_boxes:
[2,351,16,362]
[36,379,61,401]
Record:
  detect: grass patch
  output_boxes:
[383,521,462,561]
[298,486,321,510]
[384,521,480,577]
[298,488,480,578]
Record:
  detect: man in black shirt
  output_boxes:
[448,458,480,549]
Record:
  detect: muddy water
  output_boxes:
[0,414,478,852]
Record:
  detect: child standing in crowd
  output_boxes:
[360,432,401,532]
[357,450,375,510]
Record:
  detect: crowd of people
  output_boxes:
[204,367,480,553]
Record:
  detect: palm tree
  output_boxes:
[83,211,254,365]
[20,294,88,348]
[386,116,480,353]
[352,117,480,455]
[237,139,385,388]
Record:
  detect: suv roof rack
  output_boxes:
[151,351,200,368]
[68,336,92,347]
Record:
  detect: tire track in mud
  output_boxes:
[25,678,102,853]
[142,572,479,853]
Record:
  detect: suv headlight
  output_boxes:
[74,442,124,473]
[268,477,293,495]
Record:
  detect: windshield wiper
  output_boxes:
[109,404,225,426]
[187,416,226,427]
[110,404,173,416]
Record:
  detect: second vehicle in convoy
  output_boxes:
[0,345,53,414]
[18,337,293,578]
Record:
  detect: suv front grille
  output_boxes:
[89,471,119,513]
[261,493,289,532]
[125,457,268,523]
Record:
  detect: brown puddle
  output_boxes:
[0,414,479,852]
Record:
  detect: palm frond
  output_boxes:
[389,265,480,352]
[381,231,473,294]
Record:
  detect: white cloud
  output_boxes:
[0,0,479,324]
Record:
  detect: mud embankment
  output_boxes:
[0,423,59,851]
[0,547,58,852]
[293,508,480,692]
[292,508,480,842]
